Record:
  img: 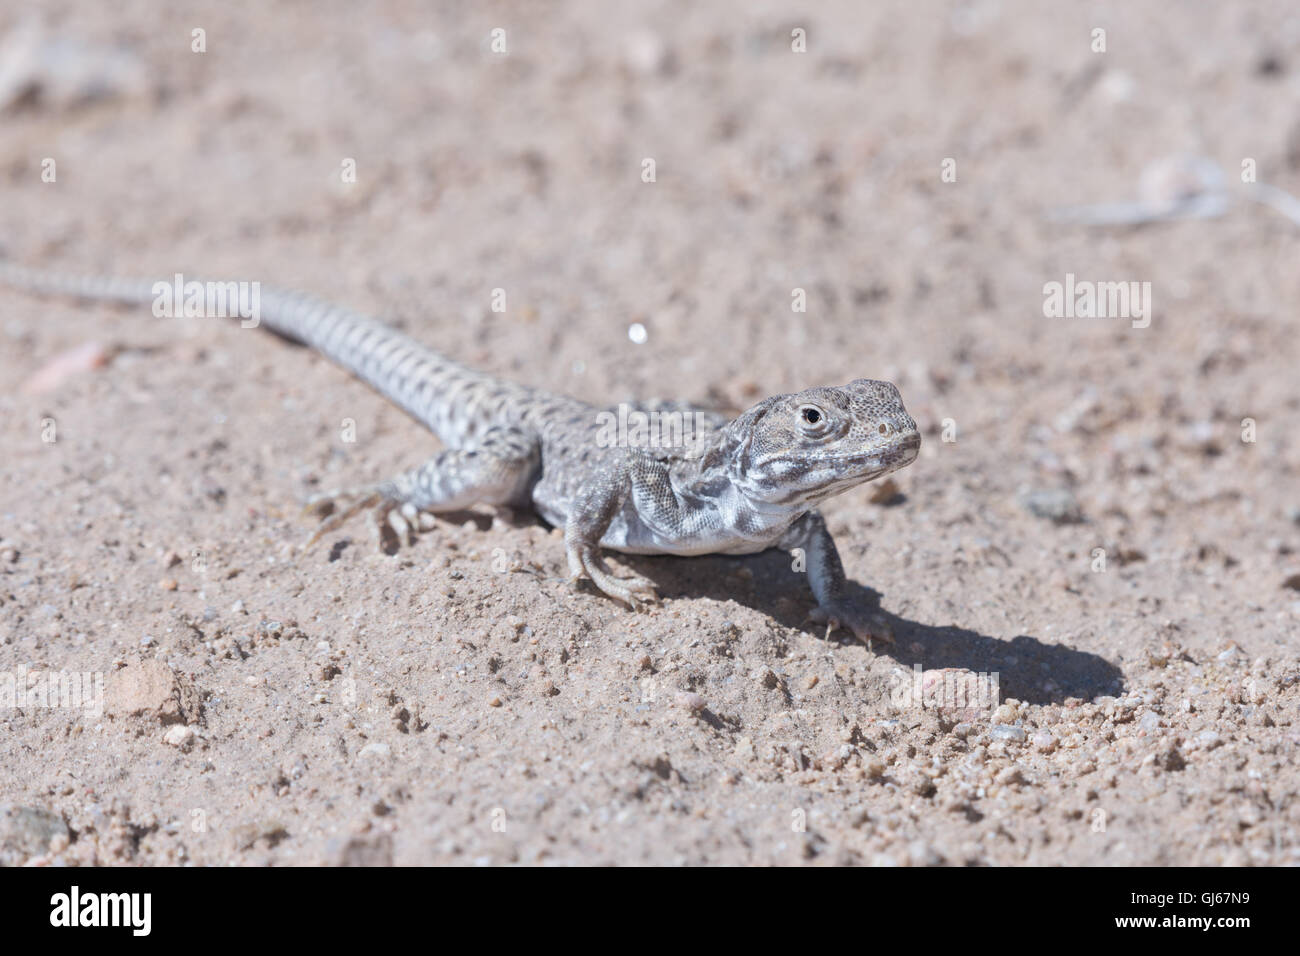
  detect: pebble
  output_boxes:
[159,578,178,591]
[358,742,391,759]
[868,478,902,505]
[1020,488,1084,524]
[990,724,1026,743]
[163,725,196,750]
[106,660,202,725]
[676,692,706,713]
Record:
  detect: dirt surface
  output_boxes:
[1,1,1299,866]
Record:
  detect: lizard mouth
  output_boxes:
[795,434,920,503]
[830,433,920,469]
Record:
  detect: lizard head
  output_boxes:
[728,379,921,508]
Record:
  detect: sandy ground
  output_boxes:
[1,0,1298,866]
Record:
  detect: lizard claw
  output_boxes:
[302,487,423,553]
[809,600,894,647]
[567,547,660,609]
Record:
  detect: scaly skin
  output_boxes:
[0,260,921,644]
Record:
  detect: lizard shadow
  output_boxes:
[620,550,1125,706]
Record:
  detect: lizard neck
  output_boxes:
[668,422,806,529]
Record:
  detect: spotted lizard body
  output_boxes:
[0,260,921,643]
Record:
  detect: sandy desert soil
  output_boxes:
[1,0,1299,866]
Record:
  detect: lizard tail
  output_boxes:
[0,258,532,447]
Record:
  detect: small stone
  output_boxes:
[1138,711,1162,733]
[106,660,201,725]
[990,724,1026,743]
[488,696,503,708]
[163,724,196,750]
[1020,487,1084,524]
[760,669,779,689]
[992,703,1018,723]
[868,478,903,505]
[1032,732,1057,752]
[676,691,706,712]
[358,742,391,759]
[159,578,178,591]
[803,675,819,691]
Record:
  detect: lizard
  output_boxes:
[0,258,922,644]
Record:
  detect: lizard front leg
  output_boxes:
[563,459,659,609]
[779,510,893,645]
[305,425,538,550]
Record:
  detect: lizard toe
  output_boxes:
[303,489,383,549]
[809,600,894,647]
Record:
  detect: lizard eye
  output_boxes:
[799,405,826,430]
[878,422,892,436]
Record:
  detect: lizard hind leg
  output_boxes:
[303,425,539,552]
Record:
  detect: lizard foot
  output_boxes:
[567,548,660,609]
[302,488,434,552]
[809,600,894,647]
